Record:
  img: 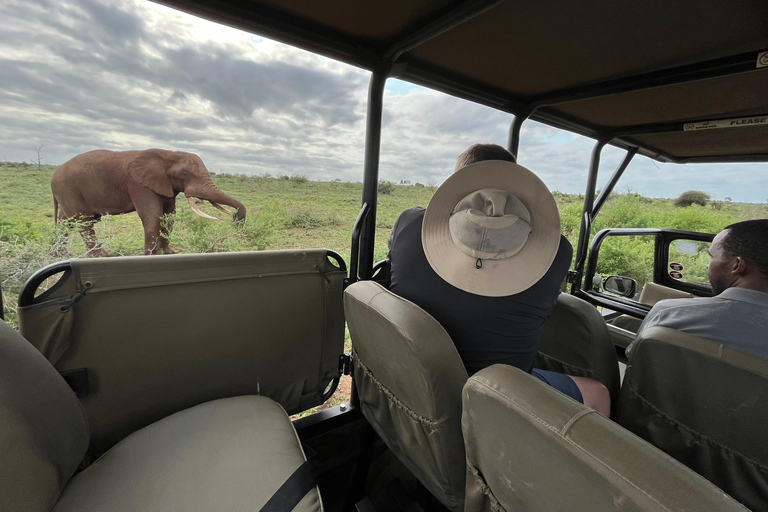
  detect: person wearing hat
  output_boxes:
[388,144,610,416]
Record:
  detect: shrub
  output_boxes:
[290,175,308,186]
[291,211,324,229]
[675,190,710,207]
[378,180,395,195]
[164,204,284,253]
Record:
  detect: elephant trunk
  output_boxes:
[187,180,246,221]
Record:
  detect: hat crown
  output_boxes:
[449,189,532,260]
[421,160,561,297]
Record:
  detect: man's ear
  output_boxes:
[732,256,749,275]
[127,152,175,198]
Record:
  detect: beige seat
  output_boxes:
[344,281,468,512]
[538,293,620,412]
[619,326,768,511]
[462,364,748,512]
[612,282,694,333]
[17,250,345,452]
[0,319,322,512]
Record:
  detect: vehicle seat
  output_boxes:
[0,318,322,512]
[618,326,768,511]
[611,282,694,333]
[538,293,620,414]
[462,364,747,512]
[344,280,468,512]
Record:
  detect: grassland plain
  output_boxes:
[1,161,765,414]
[3,162,765,321]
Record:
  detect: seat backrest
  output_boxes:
[538,293,620,411]
[0,319,89,512]
[618,326,768,511]
[18,250,346,452]
[462,364,748,512]
[344,281,468,512]
[611,283,694,333]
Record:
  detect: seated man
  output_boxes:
[634,219,768,357]
[389,144,610,416]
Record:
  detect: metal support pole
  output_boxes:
[507,113,528,160]
[570,139,607,293]
[358,70,388,281]
[592,148,637,218]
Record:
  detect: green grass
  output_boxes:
[2,162,766,327]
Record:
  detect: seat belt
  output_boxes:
[258,445,318,512]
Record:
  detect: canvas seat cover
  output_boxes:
[619,326,768,511]
[462,364,748,512]
[538,293,620,412]
[55,396,322,512]
[344,281,468,512]
[0,319,322,512]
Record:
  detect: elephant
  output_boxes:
[51,149,246,256]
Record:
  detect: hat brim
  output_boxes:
[422,161,561,297]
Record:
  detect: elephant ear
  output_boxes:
[127,151,175,198]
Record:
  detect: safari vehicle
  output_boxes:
[2,1,767,512]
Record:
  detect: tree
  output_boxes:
[674,190,710,207]
[33,144,44,171]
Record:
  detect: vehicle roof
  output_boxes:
[158,0,768,163]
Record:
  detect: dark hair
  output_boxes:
[455,143,516,171]
[722,219,768,278]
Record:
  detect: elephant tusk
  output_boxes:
[210,201,233,214]
[187,196,219,220]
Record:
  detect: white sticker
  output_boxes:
[758,50,768,69]
[683,116,768,132]
[675,241,697,255]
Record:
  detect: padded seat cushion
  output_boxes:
[54,396,322,512]
[463,365,748,512]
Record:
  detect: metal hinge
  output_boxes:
[339,353,353,376]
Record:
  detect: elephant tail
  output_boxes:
[53,197,59,225]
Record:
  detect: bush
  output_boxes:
[675,190,710,207]
[290,175,308,186]
[164,204,285,253]
[291,211,324,229]
[378,180,395,195]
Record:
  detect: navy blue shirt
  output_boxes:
[388,207,573,376]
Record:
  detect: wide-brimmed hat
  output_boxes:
[422,160,561,297]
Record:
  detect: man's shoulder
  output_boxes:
[397,206,425,223]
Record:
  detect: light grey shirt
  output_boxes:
[636,287,768,359]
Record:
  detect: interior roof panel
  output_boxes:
[553,71,768,128]
[405,0,768,95]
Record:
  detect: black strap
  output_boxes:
[258,459,316,512]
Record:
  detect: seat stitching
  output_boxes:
[467,463,507,512]
[624,384,768,472]
[470,379,688,512]
[560,408,594,436]
[352,352,438,434]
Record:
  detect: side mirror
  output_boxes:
[603,275,637,298]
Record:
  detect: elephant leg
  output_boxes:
[160,200,178,254]
[138,203,170,255]
[78,216,110,258]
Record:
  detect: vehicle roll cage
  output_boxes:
[350,56,761,293]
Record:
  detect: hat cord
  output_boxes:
[475,258,482,269]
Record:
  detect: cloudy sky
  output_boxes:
[1,0,766,202]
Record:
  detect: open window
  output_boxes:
[581,228,715,341]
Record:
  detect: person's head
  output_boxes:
[708,219,768,294]
[454,143,516,172]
